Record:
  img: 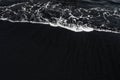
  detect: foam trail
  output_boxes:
[0,1,120,34]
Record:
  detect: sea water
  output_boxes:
[0,0,120,34]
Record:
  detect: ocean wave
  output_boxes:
[0,1,120,33]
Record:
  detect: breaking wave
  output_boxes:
[0,1,120,33]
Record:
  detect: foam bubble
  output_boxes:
[0,1,120,34]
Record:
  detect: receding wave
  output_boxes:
[0,1,120,33]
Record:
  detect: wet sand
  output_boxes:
[0,20,120,79]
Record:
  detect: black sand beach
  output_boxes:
[0,20,120,79]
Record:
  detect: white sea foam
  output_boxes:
[0,1,120,34]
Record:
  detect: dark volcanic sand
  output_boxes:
[0,20,120,80]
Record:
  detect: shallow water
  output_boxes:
[0,0,120,33]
